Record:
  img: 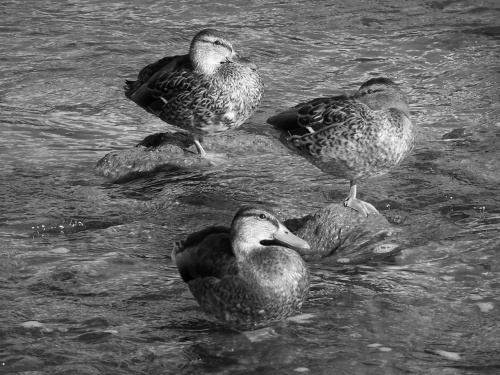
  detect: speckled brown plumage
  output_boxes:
[171,206,310,330]
[268,78,415,216]
[125,29,264,158]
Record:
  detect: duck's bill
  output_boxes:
[273,223,310,251]
[228,52,257,69]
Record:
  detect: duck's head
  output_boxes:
[353,77,410,117]
[189,29,257,75]
[230,206,310,257]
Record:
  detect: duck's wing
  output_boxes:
[172,226,237,283]
[267,94,351,133]
[281,100,376,157]
[187,275,266,327]
[124,54,191,114]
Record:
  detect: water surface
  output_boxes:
[1,0,500,374]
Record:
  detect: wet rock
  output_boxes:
[93,132,207,182]
[442,127,473,140]
[7,355,45,372]
[286,203,403,264]
[93,131,288,182]
[75,331,114,343]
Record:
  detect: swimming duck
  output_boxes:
[171,206,310,330]
[268,78,415,216]
[125,29,264,159]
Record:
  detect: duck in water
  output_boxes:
[268,78,415,216]
[171,206,310,330]
[125,29,264,160]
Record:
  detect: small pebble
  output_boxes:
[373,243,399,254]
[21,321,45,329]
[379,347,392,352]
[294,368,309,372]
[50,247,70,254]
[336,258,351,264]
[476,302,494,312]
[20,321,52,332]
[287,313,315,323]
[427,349,461,361]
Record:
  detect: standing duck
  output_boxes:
[125,29,264,159]
[171,206,310,330]
[268,78,415,216]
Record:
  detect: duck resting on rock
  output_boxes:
[171,206,310,330]
[125,29,264,160]
[268,77,415,216]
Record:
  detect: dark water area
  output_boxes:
[1,0,500,374]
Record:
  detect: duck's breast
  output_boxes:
[240,247,310,315]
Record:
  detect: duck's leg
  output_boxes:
[193,138,207,158]
[344,180,379,216]
[193,134,226,164]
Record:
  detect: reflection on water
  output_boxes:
[1,0,500,373]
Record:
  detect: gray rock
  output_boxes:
[287,203,403,264]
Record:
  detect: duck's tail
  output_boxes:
[267,107,300,131]
[171,240,185,265]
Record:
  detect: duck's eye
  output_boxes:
[258,213,267,219]
[214,40,222,46]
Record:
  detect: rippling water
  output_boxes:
[1,0,500,374]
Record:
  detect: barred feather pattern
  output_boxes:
[285,100,415,181]
[125,54,263,136]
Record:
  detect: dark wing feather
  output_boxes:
[284,100,376,158]
[267,93,351,132]
[296,97,363,129]
[124,54,190,113]
[172,226,237,283]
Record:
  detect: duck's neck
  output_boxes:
[390,100,411,118]
[189,50,220,75]
[231,240,261,261]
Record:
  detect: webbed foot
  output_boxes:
[344,197,379,216]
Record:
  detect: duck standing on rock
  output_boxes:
[268,78,415,216]
[171,206,310,330]
[125,29,264,160]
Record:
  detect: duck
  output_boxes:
[125,29,264,159]
[171,206,310,330]
[268,77,415,216]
